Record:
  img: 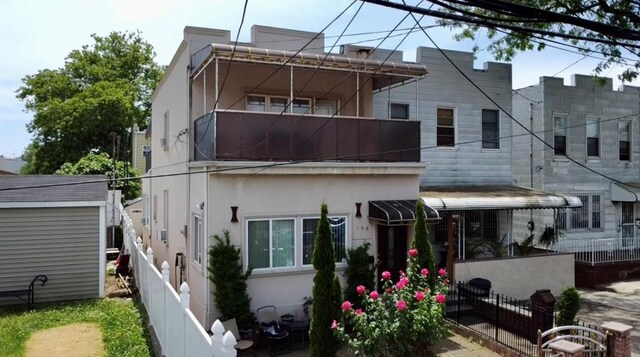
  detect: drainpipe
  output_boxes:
[290,66,294,113]
[529,102,534,233]
[203,165,209,327]
[356,71,360,117]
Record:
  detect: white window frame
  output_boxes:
[481,109,500,149]
[586,116,601,158]
[314,98,340,116]
[246,218,296,271]
[436,107,456,148]
[553,113,568,157]
[245,95,312,114]
[301,216,348,266]
[618,120,632,162]
[559,194,602,231]
[192,214,203,267]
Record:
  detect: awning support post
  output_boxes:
[447,212,455,281]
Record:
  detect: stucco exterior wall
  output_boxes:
[455,253,575,300]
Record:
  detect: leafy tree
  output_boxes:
[310,203,342,357]
[55,152,141,201]
[17,31,163,173]
[208,231,256,330]
[364,0,640,82]
[412,200,437,292]
[344,243,377,307]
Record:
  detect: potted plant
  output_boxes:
[281,313,294,324]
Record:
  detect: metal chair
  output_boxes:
[221,318,256,356]
[256,305,290,356]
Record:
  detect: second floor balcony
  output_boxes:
[193,110,420,163]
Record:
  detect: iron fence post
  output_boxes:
[456,281,461,324]
[495,294,499,341]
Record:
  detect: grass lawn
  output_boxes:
[0,298,152,357]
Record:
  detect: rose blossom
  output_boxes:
[356,285,366,295]
[421,268,429,276]
[342,301,353,311]
[436,294,446,304]
[381,271,391,280]
[396,281,406,290]
[355,309,363,316]
[396,300,407,311]
[400,277,410,285]
[438,268,447,277]
[408,249,418,257]
[386,287,393,294]
[369,291,379,300]
[415,291,425,301]
[331,320,339,330]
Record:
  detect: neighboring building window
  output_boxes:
[431,211,450,244]
[269,97,287,113]
[464,211,498,240]
[315,98,338,116]
[553,114,567,156]
[437,108,455,147]
[390,103,409,119]
[247,96,266,112]
[559,194,601,230]
[481,109,499,149]
[246,95,312,114]
[248,219,295,269]
[292,99,311,114]
[619,121,631,161]
[586,116,600,157]
[302,217,347,265]
[193,215,203,265]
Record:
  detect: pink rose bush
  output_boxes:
[334,249,449,356]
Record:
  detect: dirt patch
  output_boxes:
[25,323,104,357]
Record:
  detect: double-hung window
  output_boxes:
[586,116,600,158]
[248,219,295,269]
[437,108,455,147]
[553,114,567,156]
[558,194,601,231]
[481,109,499,149]
[619,121,631,161]
[193,215,203,266]
[302,217,347,265]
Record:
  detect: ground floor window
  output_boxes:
[558,194,601,231]
[247,219,295,269]
[302,217,347,265]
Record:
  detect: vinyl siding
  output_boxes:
[0,207,100,305]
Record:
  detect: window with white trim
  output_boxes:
[586,116,600,157]
[619,121,631,161]
[248,219,295,269]
[437,108,455,147]
[482,109,500,149]
[193,214,203,265]
[315,98,338,116]
[302,217,347,265]
[554,114,567,156]
[558,194,601,230]
[246,95,312,114]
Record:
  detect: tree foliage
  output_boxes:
[310,203,342,357]
[208,230,256,330]
[17,31,163,173]
[365,0,640,82]
[412,200,437,292]
[55,152,141,201]
[556,286,581,326]
[344,243,377,307]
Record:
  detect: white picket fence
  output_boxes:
[121,207,237,357]
[553,236,640,264]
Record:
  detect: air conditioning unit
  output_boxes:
[158,229,167,243]
[160,138,168,150]
[635,219,640,227]
[142,144,151,156]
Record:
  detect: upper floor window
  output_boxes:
[246,95,312,114]
[482,109,499,149]
[302,217,347,265]
[619,121,631,161]
[558,194,601,231]
[315,98,338,116]
[437,108,455,147]
[553,114,567,156]
[247,219,295,269]
[586,116,600,158]
[390,103,409,119]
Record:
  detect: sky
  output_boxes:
[1,0,638,158]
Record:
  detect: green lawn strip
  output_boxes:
[0,299,151,357]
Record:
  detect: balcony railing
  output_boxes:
[193,111,420,162]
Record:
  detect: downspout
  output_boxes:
[203,165,209,327]
[446,212,455,281]
[356,71,360,117]
[416,76,419,120]
[387,78,391,119]
[290,65,294,113]
[203,69,207,114]
[529,103,534,235]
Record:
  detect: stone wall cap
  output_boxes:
[549,340,585,353]
[602,321,633,333]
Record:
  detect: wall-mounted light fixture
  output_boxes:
[231,206,239,223]
[355,202,362,218]
[196,202,205,210]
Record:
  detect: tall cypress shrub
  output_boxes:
[412,200,437,292]
[310,203,341,357]
[208,230,256,329]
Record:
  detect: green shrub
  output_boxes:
[208,230,256,329]
[344,243,376,307]
[556,287,580,326]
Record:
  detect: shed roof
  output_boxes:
[0,175,107,203]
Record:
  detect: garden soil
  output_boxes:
[25,323,104,357]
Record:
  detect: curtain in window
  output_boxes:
[272,219,295,267]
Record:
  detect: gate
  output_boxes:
[537,324,608,357]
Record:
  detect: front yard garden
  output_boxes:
[0,298,152,357]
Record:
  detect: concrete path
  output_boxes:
[577,279,640,357]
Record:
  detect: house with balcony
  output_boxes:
[512,75,640,285]
[144,25,433,326]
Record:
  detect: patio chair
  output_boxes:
[221,318,256,356]
[257,305,290,356]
